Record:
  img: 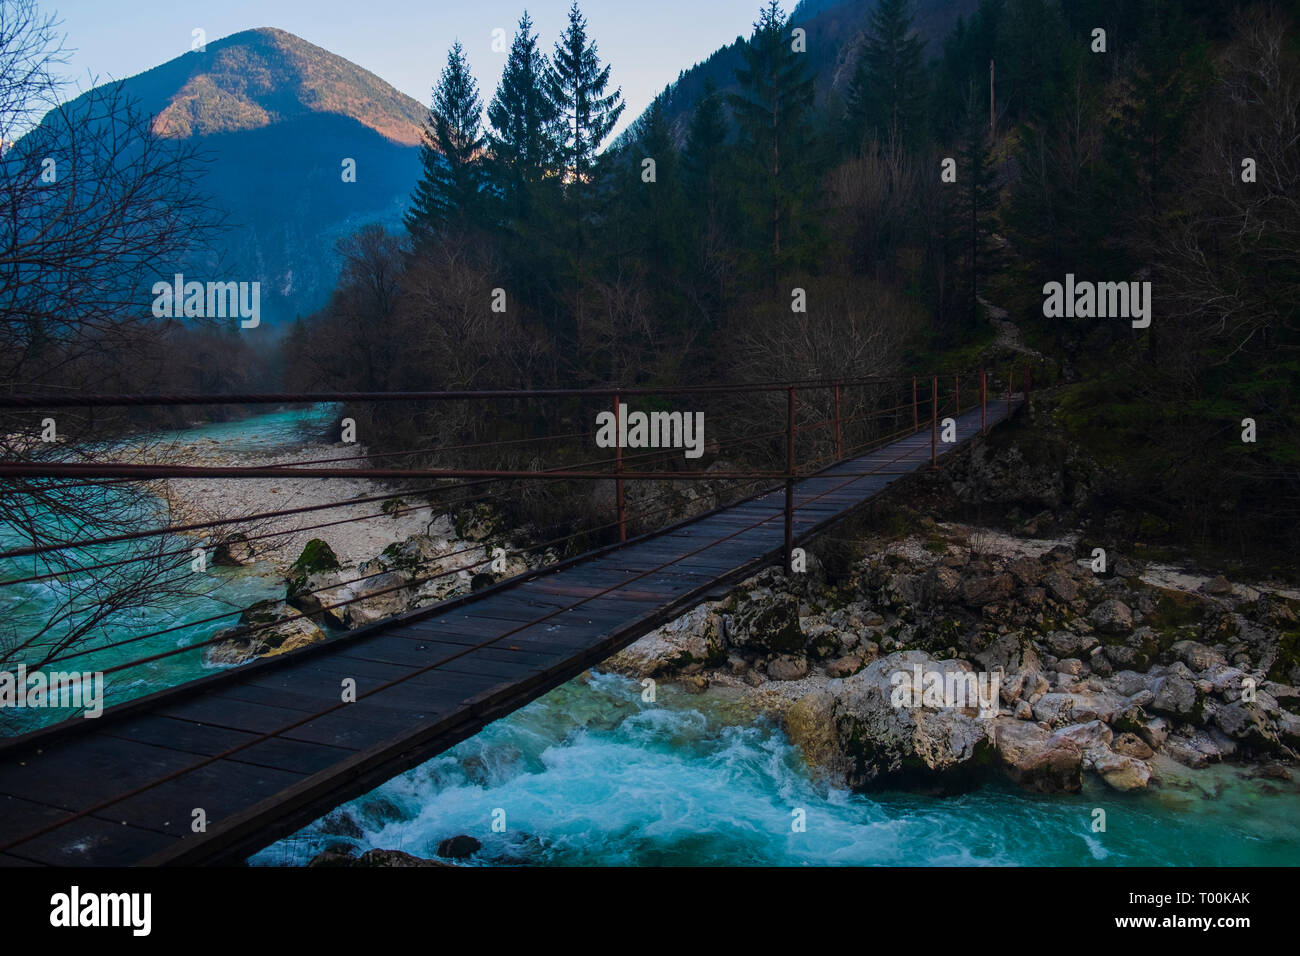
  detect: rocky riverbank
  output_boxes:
[199,509,555,665]
[602,521,1300,796]
[141,434,559,667]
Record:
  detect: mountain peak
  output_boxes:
[119,26,426,145]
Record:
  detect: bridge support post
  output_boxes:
[1024,364,1031,404]
[980,367,987,436]
[930,375,938,470]
[912,376,918,432]
[1008,367,1014,415]
[615,392,625,542]
[834,383,842,460]
[785,386,796,574]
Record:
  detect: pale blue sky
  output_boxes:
[48,0,771,137]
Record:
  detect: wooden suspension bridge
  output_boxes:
[0,374,1026,866]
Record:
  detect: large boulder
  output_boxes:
[1162,726,1234,768]
[1169,640,1228,673]
[961,573,1015,607]
[1046,631,1099,658]
[1007,556,1042,587]
[726,585,804,655]
[784,690,839,772]
[341,570,419,628]
[203,599,327,666]
[1089,599,1134,635]
[1150,671,1205,723]
[605,603,727,677]
[1213,701,1283,752]
[1087,747,1152,791]
[818,651,994,789]
[286,538,341,594]
[1043,568,1080,603]
[767,654,809,681]
[989,718,1083,793]
[1054,720,1113,751]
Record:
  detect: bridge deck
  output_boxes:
[0,400,1020,866]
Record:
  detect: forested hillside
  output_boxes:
[283,0,1300,568]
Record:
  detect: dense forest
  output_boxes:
[278,0,1298,568]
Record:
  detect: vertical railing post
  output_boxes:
[614,391,625,542]
[785,386,796,574]
[930,375,938,469]
[1007,367,1014,415]
[980,367,987,436]
[834,383,842,461]
[912,376,918,432]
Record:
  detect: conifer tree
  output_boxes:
[485,12,559,224]
[728,1,815,266]
[548,1,625,187]
[629,93,684,294]
[546,2,624,349]
[956,81,997,333]
[844,0,925,150]
[683,78,727,202]
[406,41,485,241]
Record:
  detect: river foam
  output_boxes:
[253,670,1300,867]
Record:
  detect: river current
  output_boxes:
[4,408,1298,866]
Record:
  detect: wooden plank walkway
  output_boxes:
[0,400,1020,866]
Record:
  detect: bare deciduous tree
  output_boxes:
[0,0,231,676]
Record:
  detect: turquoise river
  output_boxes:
[3,408,1298,866]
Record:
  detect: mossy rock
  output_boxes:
[292,539,341,575]
[454,503,504,541]
[240,598,286,629]
[1110,708,1146,736]
[380,540,425,574]
[287,539,341,596]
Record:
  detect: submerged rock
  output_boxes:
[437,835,482,860]
[309,847,452,867]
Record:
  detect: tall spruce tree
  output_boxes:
[844,0,925,151]
[681,78,735,330]
[956,81,997,333]
[683,77,728,201]
[406,41,485,241]
[485,13,559,224]
[546,1,624,351]
[628,93,685,307]
[548,1,625,186]
[728,0,816,267]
